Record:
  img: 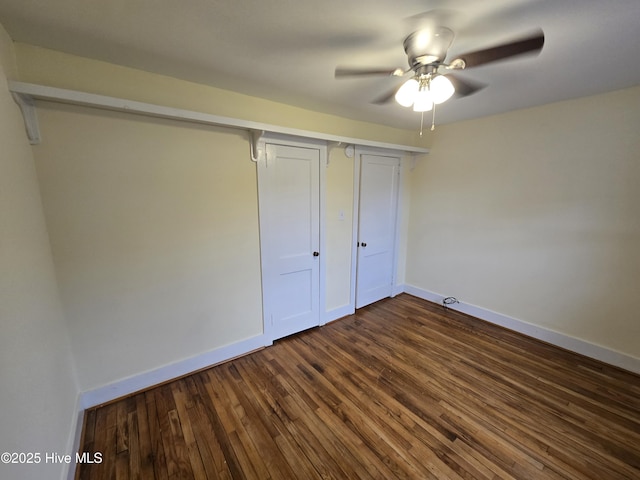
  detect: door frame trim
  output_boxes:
[256,133,327,343]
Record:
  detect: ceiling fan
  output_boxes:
[335,22,544,132]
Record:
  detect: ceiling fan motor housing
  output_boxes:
[403,27,454,68]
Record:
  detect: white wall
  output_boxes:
[407,86,640,362]
[0,25,79,480]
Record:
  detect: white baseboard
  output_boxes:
[403,284,640,375]
[78,303,361,411]
[80,334,268,409]
[324,304,354,324]
[391,284,406,297]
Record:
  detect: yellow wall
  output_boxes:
[326,147,355,311]
[33,103,265,389]
[406,85,640,360]
[0,26,78,480]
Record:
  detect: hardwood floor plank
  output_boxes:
[83,408,97,447]
[115,399,129,454]
[274,378,370,479]
[288,334,465,479]
[160,392,186,478]
[133,394,155,478]
[171,383,208,479]
[89,405,116,480]
[126,411,141,480]
[77,294,640,479]
[230,357,333,479]
[185,402,229,480]
[355,299,640,478]
[192,373,245,479]
[144,391,169,480]
[315,323,525,479]
[220,362,299,479]
[115,450,130,480]
[279,337,432,479]
[208,366,274,479]
[158,388,195,479]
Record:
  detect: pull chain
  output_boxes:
[418,104,437,136]
[431,102,436,131]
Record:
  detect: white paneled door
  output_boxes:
[258,142,321,341]
[356,154,400,308]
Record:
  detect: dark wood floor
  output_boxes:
[77,294,640,479]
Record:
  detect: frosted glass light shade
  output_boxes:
[412,89,433,112]
[430,75,455,104]
[395,79,418,107]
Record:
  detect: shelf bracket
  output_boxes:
[326,142,354,166]
[344,144,355,158]
[409,153,419,171]
[11,92,41,145]
[249,129,266,162]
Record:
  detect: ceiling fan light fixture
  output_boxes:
[430,75,455,104]
[395,78,419,107]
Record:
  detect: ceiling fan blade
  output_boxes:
[447,74,486,98]
[335,66,405,78]
[371,84,402,105]
[451,29,544,69]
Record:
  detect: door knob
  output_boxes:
[313,251,319,256]
[361,242,367,247]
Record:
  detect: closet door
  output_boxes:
[258,143,321,340]
[355,154,400,308]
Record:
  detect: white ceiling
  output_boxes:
[1,0,639,130]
